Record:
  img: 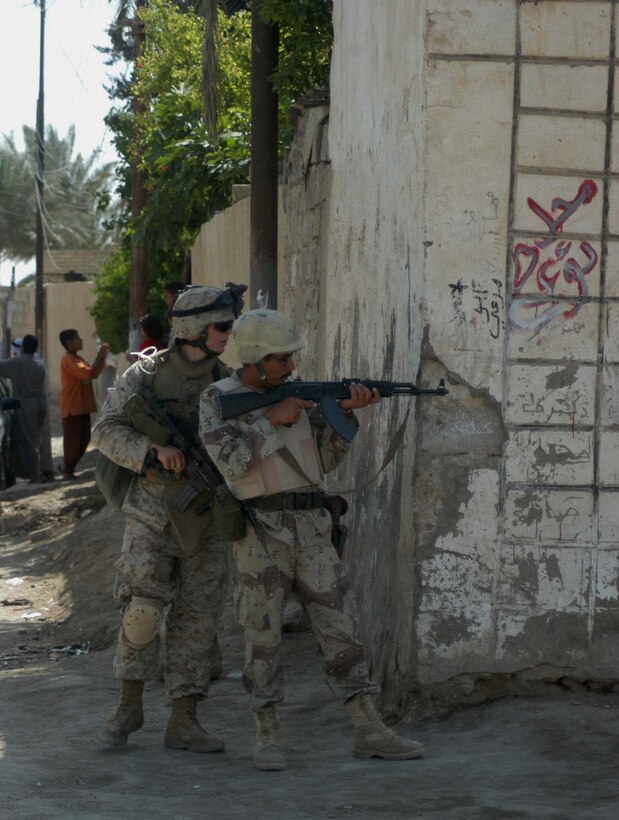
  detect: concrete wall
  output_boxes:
[192,197,252,292]
[324,0,427,701]
[191,0,619,708]
[417,0,618,695]
[42,247,112,282]
[191,193,287,367]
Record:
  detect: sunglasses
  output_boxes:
[213,320,234,333]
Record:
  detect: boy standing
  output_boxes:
[59,329,109,479]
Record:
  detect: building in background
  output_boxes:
[0,247,113,394]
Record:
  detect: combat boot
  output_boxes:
[346,694,424,760]
[164,694,225,753]
[253,704,287,771]
[100,679,145,746]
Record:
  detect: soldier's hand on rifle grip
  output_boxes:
[265,397,317,427]
[151,443,186,473]
[339,383,381,411]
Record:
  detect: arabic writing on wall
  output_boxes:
[510,179,599,333]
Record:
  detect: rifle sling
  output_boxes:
[277,445,318,488]
[275,405,411,497]
[332,405,411,496]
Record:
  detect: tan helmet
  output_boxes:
[233,309,303,363]
[171,286,236,339]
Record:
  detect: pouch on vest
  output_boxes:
[212,491,247,541]
[95,452,135,510]
[164,485,216,554]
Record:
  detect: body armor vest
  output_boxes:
[150,348,224,428]
[145,349,227,552]
[214,375,324,500]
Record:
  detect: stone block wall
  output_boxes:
[418,0,619,693]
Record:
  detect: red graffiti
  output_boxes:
[511,179,599,332]
[527,179,597,248]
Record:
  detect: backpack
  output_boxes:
[94,360,158,510]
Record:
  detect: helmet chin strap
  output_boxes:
[176,332,216,357]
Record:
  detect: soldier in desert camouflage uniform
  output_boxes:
[92,285,244,753]
[200,309,424,770]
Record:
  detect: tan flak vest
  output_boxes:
[214,375,324,500]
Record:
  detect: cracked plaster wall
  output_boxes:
[418,0,619,693]
[191,0,619,707]
[323,0,427,703]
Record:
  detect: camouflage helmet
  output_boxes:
[171,284,244,339]
[233,309,303,363]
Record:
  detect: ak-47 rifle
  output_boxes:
[125,389,257,545]
[215,378,449,442]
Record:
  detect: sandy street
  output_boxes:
[1,452,618,819]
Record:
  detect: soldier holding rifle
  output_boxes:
[92,284,245,753]
[200,308,428,771]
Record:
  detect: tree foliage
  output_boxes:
[133,1,251,258]
[261,0,332,114]
[96,0,333,348]
[104,1,251,268]
[89,245,131,353]
[0,125,114,262]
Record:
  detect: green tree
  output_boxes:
[0,125,114,262]
[89,245,131,354]
[260,0,332,123]
[132,2,251,255]
[96,0,333,349]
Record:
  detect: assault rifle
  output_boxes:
[126,389,265,546]
[216,378,449,442]
[126,388,226,513]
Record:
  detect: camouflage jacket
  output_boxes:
[92,351,228,475]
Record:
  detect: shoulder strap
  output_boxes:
[334,406,411,495]
[143,350,169,390]
[278,446,317,487]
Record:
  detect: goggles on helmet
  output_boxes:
[171,281,247,321]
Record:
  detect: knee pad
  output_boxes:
[122,596,164,649]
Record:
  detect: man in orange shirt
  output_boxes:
[59,329,110,479]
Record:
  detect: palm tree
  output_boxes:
[106,0,244,140]
[0,125,114,262]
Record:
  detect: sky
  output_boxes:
[0,0,123,286]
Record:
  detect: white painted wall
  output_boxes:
[191,0,619,703]
[325,1,428,692]
[418,0,618,689]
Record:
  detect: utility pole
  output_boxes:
[8,266,15,355]
[250,0,279,308]
[128,1,148,352]
[35,0,46,352]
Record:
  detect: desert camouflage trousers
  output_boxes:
[112,511,229,699]
[233,506,378,711]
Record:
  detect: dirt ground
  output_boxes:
[1,444,619,819]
